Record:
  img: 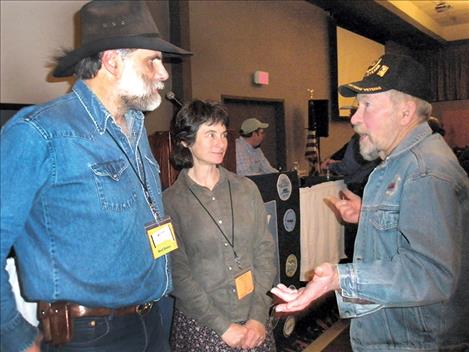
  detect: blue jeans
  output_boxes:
[40,303,170,352]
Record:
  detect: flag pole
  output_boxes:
[305,89,321,176]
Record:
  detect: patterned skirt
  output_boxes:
[171,309,277,352]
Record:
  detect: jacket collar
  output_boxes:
[386,122,432,161]
[180,166,228,191]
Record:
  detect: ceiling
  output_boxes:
[378,0,469,42]
[308,0,469,49]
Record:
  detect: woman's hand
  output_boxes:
[221,323,247,348]
[241,319,266,349]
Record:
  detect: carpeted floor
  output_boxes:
[321,326,352,352]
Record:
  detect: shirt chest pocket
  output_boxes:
[90,159,138,212]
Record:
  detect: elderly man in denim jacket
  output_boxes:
[0,1,191,352]
[272,54,469,351]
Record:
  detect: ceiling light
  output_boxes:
[435,2,452,13]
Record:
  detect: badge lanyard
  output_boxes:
[106,131,161,222]
[188,180,241,269]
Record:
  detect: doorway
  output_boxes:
[222,95,286,171]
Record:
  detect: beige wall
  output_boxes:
[0,0,175,133]
[187,0,331,171]
[0,1,87,104]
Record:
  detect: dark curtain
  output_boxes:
[417,41,469,102]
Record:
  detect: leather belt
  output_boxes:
[38,301,154,319]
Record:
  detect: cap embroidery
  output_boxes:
[377,65,389,77]
[347,83,383,92]
[364,57,383,77]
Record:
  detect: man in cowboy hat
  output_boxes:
[272,54,469,350]
[0,1,190,351]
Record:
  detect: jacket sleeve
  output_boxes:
[338,173,467,312]
[1,121,44,352]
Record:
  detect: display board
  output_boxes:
[247,171,302,342]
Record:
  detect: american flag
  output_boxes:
[305,128,320,175]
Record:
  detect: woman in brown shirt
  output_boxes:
[163,100,277,351]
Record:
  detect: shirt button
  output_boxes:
[228,266,232,271]
[224,243,228,247]
[212,197,216,201]
[218,220,223,224]
[232,289,236,293]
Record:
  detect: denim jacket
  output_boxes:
[336,123,469,351]
[0,80,171,352]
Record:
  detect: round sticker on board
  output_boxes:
[285,254,298,278]
[269,305,279,329]
[283,208,296,232]
[283,316,296,337]
[276,174,292,201]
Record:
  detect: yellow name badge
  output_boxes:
[235,270,254,300]
[145,218,178,259]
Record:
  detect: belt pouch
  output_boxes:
[46,302,73,345]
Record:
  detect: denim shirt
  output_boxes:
[0,80,171,352]
[336,123,469,351]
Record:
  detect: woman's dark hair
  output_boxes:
[171,100,229,170]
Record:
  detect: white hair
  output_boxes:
[388,90,432,122]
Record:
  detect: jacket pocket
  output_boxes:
[90,159,137,212]
[370,209,399,231]
[69,317,110,346]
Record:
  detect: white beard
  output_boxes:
[117,62,163,112]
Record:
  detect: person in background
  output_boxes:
[320,108,358,173]
[0,1,191,351]
[272,54,469,351]
[236,118,278,176]
[320,107,380,196]
[164,100,277,351]
[427,115,446,136]
[321,108,380,260]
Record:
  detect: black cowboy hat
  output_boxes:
[53,0,192,77]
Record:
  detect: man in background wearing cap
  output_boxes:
[236,118,278,176]
[272,54,469,350]
[0,1,190,351]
